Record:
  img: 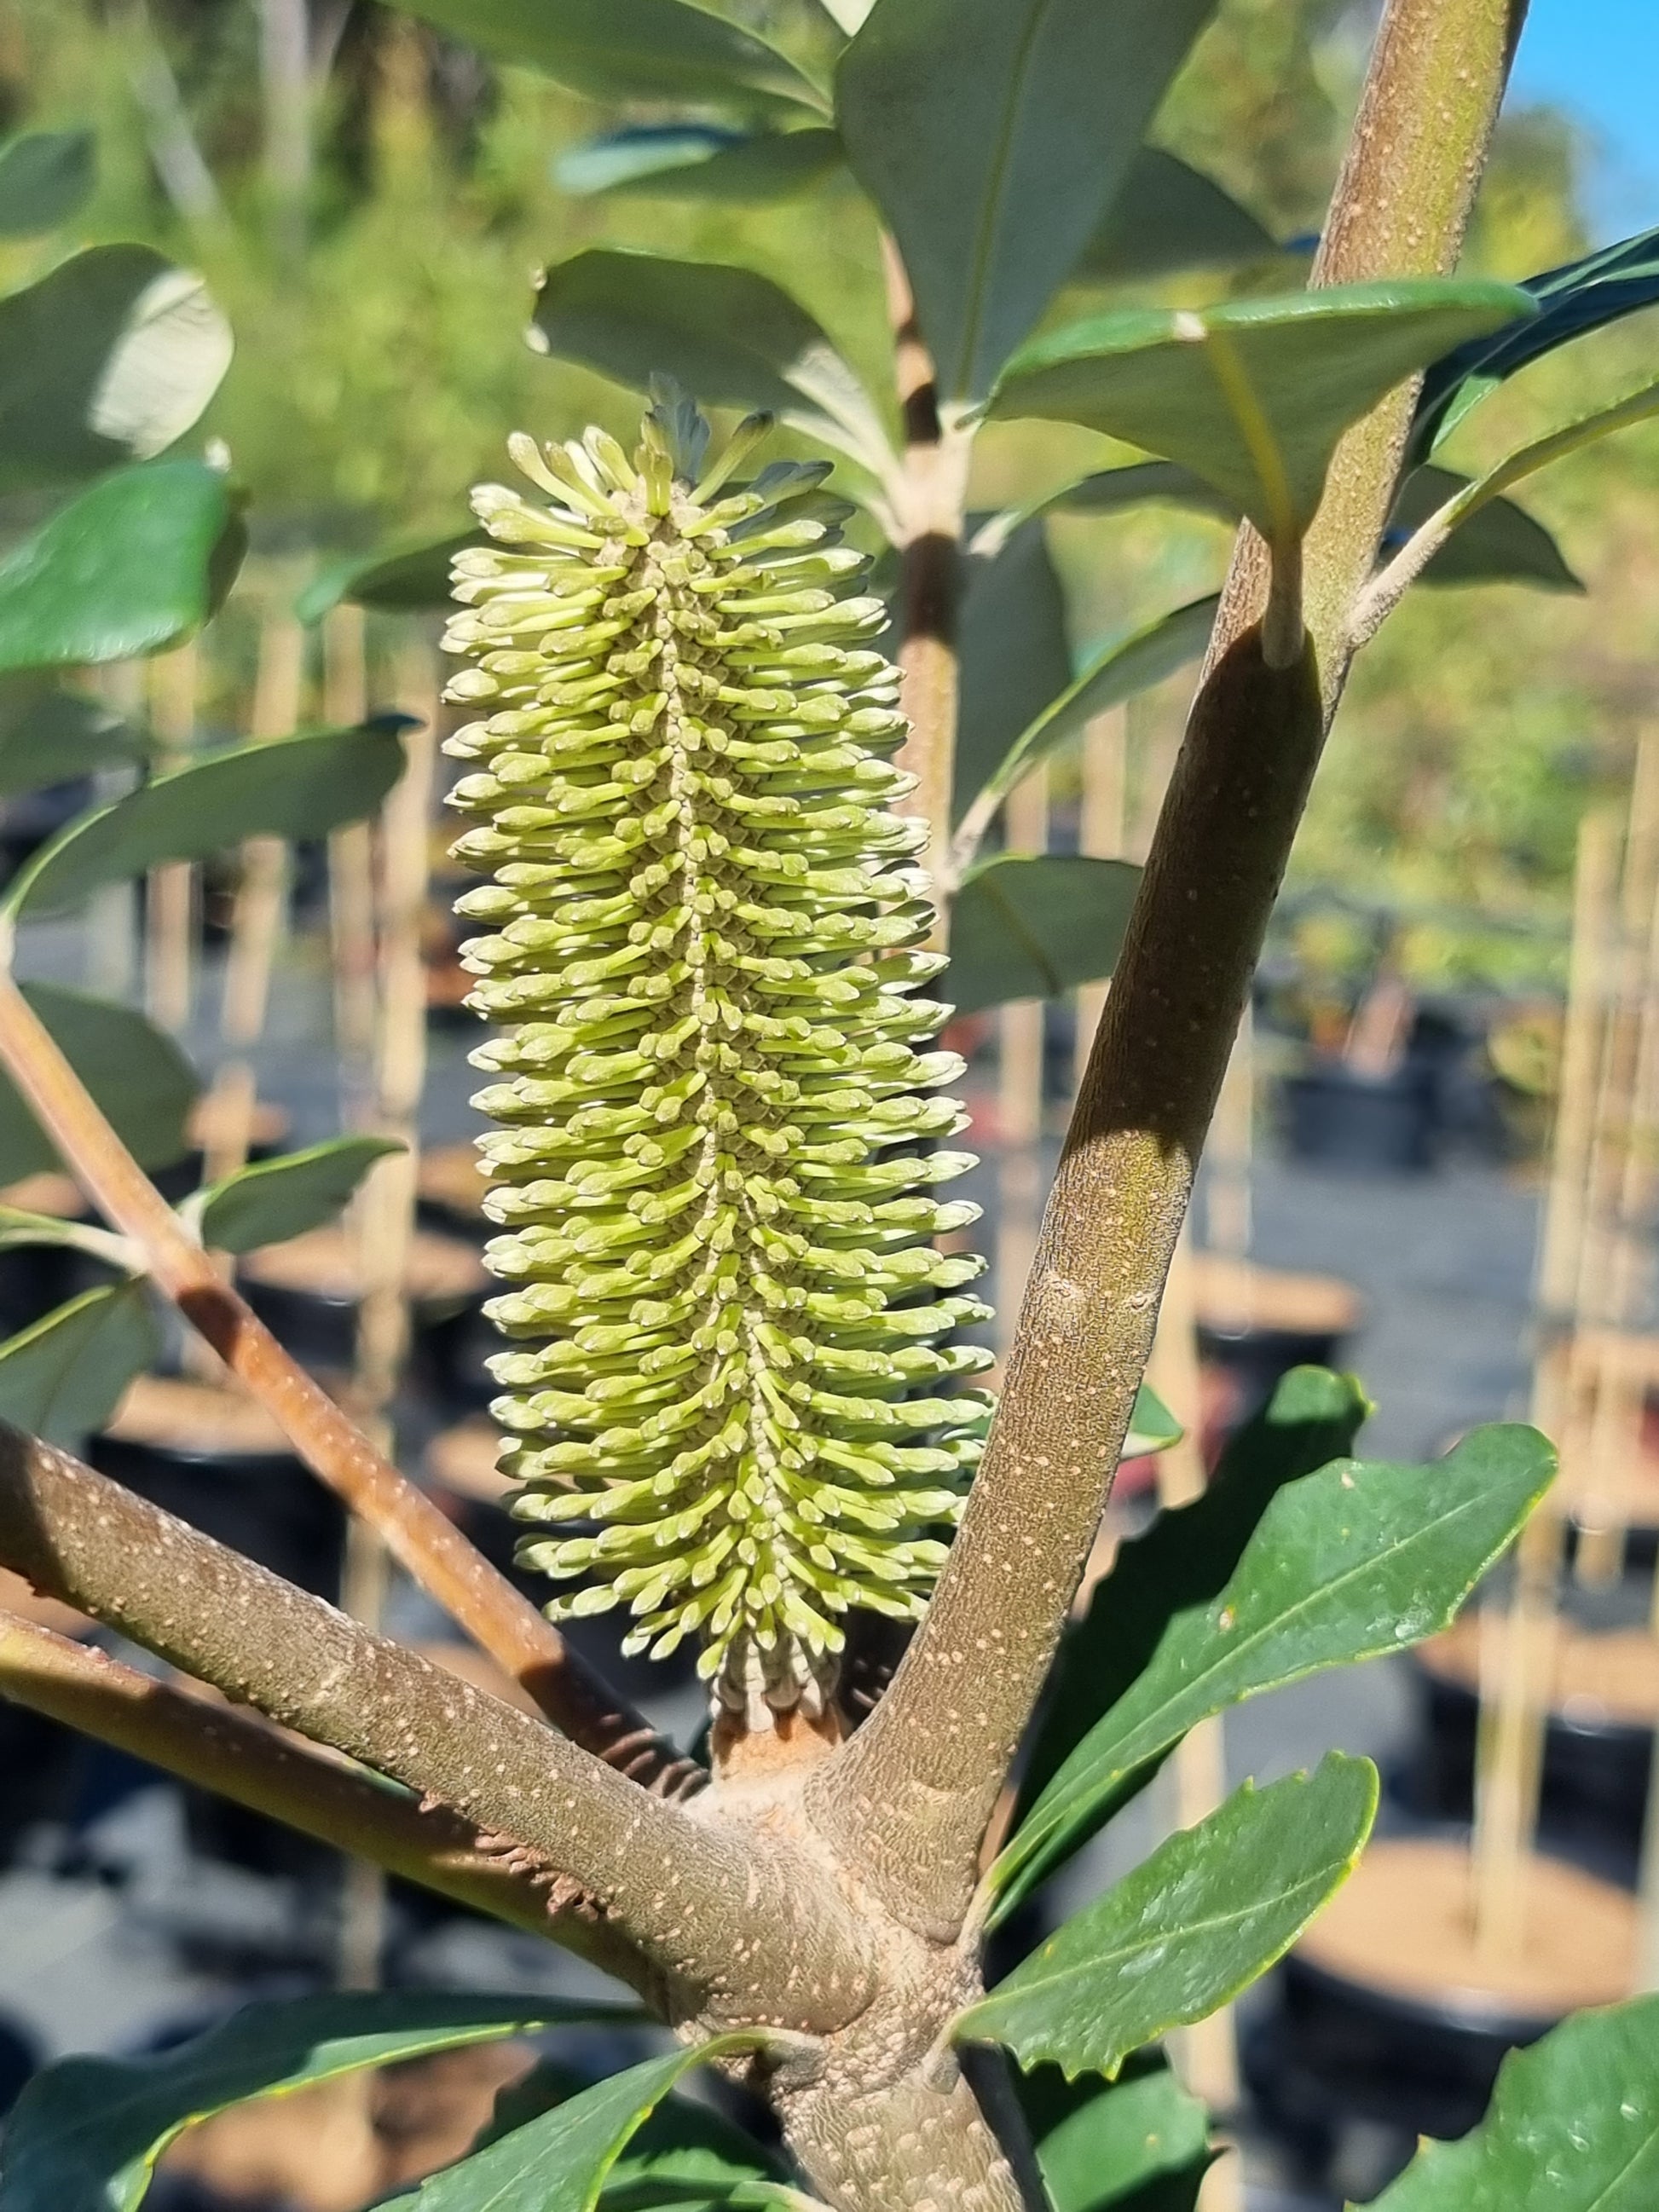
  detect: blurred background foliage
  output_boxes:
[3,0,1656,984]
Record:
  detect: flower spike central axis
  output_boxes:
[444,394,993,1731]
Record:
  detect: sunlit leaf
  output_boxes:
[1387,463,1580,592]
[0,1285,159,1447]
[1017,2055,1212,2212]
[949,854,1142,1015]
[197,1137,403,1256]
[556,124,842,203]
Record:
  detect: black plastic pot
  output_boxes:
[1280,1061,1438,1172]
[239,1236,492,1412]
[1402,1661,1651,1880]
[0,1700,84,1867]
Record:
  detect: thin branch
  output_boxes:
[810,0,1530,1937]
[0,969,693,1793]
[0,1608,653,1990]
[0,1428,878,2030]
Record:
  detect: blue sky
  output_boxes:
[1508,0,1659,239]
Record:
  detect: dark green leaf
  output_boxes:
[957,1758,1378,2077]
[0,1992,633,2212]
[7,718,408,917]
[989,281,1535,544]
[0,679,140,795]
[380,2036,764,2212]
[0,131,95,237]
[396,0,826,113]
[1022,1368,1371,1821]
[0,461,237,675]
[1124,1383,1181,1460]
[1018,2056,1211,2212]
[952,518,1072,827]
[480,2066,791,2209]
[557,124,842,203]
[1361,1995,1659,2210]
[994,1421,1553,1909]
[1023,461,1235,531]
[836,0,1221,401]
[1414,223,1659,454]
[0,1284,159,1447]
[296,530,482,624]
[0,983,196,1184]
[949,854,1142,1016]
[1078,148,1278,285]
[1389,463,1580,592]
[963,598,1217,829]
[0,245,231,490]
[197,1137,403,1256]
[530,250,892,476]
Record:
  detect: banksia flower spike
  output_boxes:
[443,391,993,1730]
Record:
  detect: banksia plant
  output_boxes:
[442,393,994,1730]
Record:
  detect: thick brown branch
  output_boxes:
[812,0,1529,1934]
[0,1608,653,1989]
[0,1426,877,2030]
[0,969,693,1793]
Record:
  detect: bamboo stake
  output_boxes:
[1475,807,1621,1960]
[1204,1006,1257,1338]
[145,641,199,1034]
[1147,1234,1241,2208]
[1639,1558,1659,1990]
[996,768,1049,1360]
[1073,707,1127,1094]
[338,634,442,1988]
[87,666,145,1000]
[199,608,308,1187]
[324,604,379,1125]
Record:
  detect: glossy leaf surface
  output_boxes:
[837,0,1221,400]
[0,245,230,489]
[396,0,825,113]
[1362,1995,1659,2210]
[989,281,1534,543]
[530,250,892,475]
[1018,2056,1211,2212]
[949,854,1142,1015]
[994,1421,1553,1909]
[0,131,95,236]
[197,1137,403,1256]
[0,983,196,1184]
[952,518,1072,826]
[0,679,140,795]
[1078,148,1277,284]
[0,1993,627,2212]
[0,461,236,675]
[0,1284,159,1447]
[961,1758,1377,2077]
[557,124,842,201]
[8,719,408,916]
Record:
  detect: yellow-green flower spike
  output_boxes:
[443,393,993,1730]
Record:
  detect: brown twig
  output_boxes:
[0,1427,873,2026]
[812,0,1530,1935]
[0,967,693,1791]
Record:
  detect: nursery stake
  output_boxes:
[145,639,199,1034]
[1073,707,1127,1093]
[996,766,1049,1361]
[325,602,380,1121]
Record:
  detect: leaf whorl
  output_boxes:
[444,400,991,1728]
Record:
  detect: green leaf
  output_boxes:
[1018,2056,1211,2212]
[0,679,140,796]
[1016,461,1236,534]
[961,597,1217,832]
[1078,148,1278,286]
[0,131,95,237]
[396,0,826,113]
[948,854,1142,1016]
[836,0,1222,401]
[0,460,238,676]
[557,124,842,203]
[951,518,1072,828]
[1390,464,1580,593]
[378,2036,764,2212]
[989,280,1535,546]
[1124,1383,1181,1461]
[0,1284,159,1448]
[0,245,231,490]
[0,1991,633,2212]
[957,1757,1378,2078]
[1357,1996,1659,2210]
[993,1420,1553,1910]
[1022,1368,1371,1823]
[196,1137,403,1256]
[1414,222,1659,454]
[0,983,196,1185]
[296,529,483,624]
[530,250,893,479]
[7,718,408,917]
